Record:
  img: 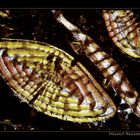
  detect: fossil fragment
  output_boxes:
[0,38,116,123]
[103,10,140,59]
[0,10,9,18]
[52,10,140,118]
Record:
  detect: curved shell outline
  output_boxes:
[0,38,116,123]
[103,10,140,59]
[53,10,140,118]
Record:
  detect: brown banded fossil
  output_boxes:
[103,10,140,59]
[52,10,140,118]
[0,38,116,123]
[0,10,139,126]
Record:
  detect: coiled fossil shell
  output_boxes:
[103,10,140,59]
[0,38,116,123]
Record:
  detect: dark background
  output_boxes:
[0,9,140,132]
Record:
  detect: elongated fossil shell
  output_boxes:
[0,38,116,123]
[103,10,140,59]
[53,10,140,118]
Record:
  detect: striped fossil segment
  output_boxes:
[103,10,140,59]
[53,10,140,118]
[0,38,116,123]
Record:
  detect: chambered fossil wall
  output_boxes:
[0,9,140,131]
